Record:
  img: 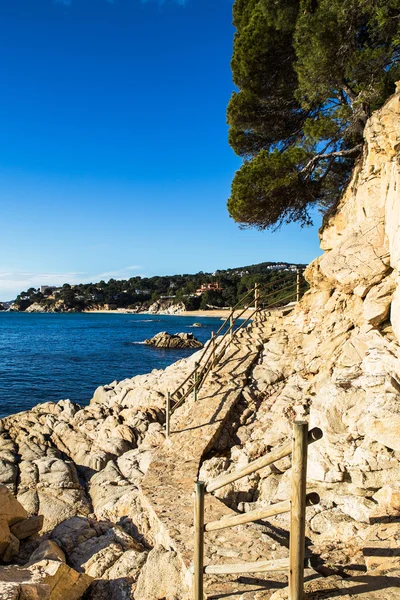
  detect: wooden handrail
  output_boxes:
[172,274,295,395]
[171,303,259,413]
[165,393,170,439]
[193,422,323,600]
[215,287,255,331]
[169,273,303,420]
[232,289,297,337]
[182,303,263,411]
[204,493,320,532]
[171,289,297,415]
[170,286,258,401]
[204,557,289,575]
[206,427,322,493]
[258,280,299,303]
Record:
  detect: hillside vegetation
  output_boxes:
[12,261,305,312]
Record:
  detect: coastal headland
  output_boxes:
[6,261,303,315]
[83,307,256,318]
[0,91,400,598]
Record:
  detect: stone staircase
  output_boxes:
[139,312,294,599]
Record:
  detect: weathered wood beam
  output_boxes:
[206,427,322,493]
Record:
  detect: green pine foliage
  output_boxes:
[228,0,400,230]
[14,263,305,312]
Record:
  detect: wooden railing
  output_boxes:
[193,422,323,600]
[165,271,305,438]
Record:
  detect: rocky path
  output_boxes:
[139,316,292,599]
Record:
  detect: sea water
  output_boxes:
[0,312,226,418]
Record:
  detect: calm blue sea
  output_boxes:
[0,312,226,419]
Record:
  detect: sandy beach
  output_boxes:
[84,308,257,319]
[179,308,255,318]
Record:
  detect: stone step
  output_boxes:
[138,322,293,598]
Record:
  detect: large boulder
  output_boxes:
[135,547,185,600]
[0,486,43,563]
[0,538,92,600]
[0,486,27,526]
[0,560,92,600]
[144,332,203,349]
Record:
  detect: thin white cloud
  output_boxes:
[92,266,142,280]
[0,271,84,300]
[0,266,143,300]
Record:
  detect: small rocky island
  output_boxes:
[144,331,203,349]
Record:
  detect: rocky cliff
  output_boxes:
[1,92,400,599]
[198,88,400,593]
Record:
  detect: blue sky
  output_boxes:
[0,0,322,300]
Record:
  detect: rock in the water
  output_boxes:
[144,331,203,349]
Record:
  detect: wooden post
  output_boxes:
[289,421,308,600]
[194,481,205,600]
[165,392,170,439]
[194,362,199,402]
[296,270,301,303]
[230,312,233,341]
[211,332,216,370]
[255,282,259,310]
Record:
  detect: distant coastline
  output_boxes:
[83,307,255,318]
[1,306,255,319]
[7,261,303,315]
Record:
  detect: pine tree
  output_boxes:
[228,0,400,229]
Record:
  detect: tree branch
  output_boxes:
[301,144,363,177]
[341,81,357,103]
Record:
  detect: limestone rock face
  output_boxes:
[28,541,66,565]
[193,90,400,592]
[144,331,203,349]
[147,300,185,315]
[24,304,48,313]
[135,547,184,600]
[0,526,91,600]
[0,486,38,563]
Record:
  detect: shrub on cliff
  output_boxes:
[228,0,400,230]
